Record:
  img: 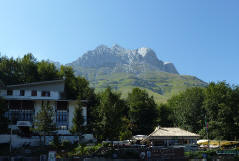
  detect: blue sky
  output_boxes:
[0,0,238,84]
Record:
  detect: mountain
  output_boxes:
[69,44,178,75]
[67,45,207,103]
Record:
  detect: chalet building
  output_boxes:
[143,126,200,146]
[0,80,87,136]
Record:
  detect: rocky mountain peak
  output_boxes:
[112,44,123,49]
[137,47,154,57]
[68,45,179,74]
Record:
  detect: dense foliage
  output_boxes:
[0,54,60,85]
[163,82,239,140]
[93,87,129,141]
[128,88,158,135]
[168,87,205,133]
[70,100,86,140]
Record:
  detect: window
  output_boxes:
[7,90,13,96]
[20,90,25,96]
[56,101,68,110]
[56,111,68,122]
[31,90,37,96]
[56,110,68,130]
[41,91,50,97]
[6,101,34,123]
[46,91,50,97]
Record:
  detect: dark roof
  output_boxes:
[6,80,64,88]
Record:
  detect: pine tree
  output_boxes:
[70,101,85,141]
[127,88,158,135]
[34,104,56,145]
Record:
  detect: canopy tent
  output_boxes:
[197,139,239,148]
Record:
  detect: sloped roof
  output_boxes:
[148,127,200,137]
[6,79,64,88]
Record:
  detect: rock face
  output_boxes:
[68,44,179,74]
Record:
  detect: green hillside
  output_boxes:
[75,67,207,103]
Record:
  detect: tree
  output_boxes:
[59,66,78,99]
[70,100,86,141]
[164,81,239,140]
[157,103,174,127]
[34,104,56,145]
[18,53,39,83]
[94,87,128,141]
[37,60,60,81]
[127,88,158,135]
[167,87,205,133]
[58,69,99,133]
[0,56,22,85]
[0,54,60,85]
[231,86,239,140]
[74,76,99,133]
[119,117,132,141]
[51,135,61,151]
[202,82,238,140]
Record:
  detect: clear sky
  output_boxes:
[0,0,238,84]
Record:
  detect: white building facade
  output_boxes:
[0,80,87,136]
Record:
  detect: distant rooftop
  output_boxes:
[147,127,200,138]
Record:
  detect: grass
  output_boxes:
[90,70,207,103]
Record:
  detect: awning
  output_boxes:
[16,121,32,127]
[197,139,239,147]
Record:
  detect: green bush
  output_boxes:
[74,144,102,156]
[102,142,111,147]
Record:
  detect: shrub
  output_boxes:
[75,144,103,156]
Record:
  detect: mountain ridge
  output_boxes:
[68,44,179,75]
[65,44,206,103]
